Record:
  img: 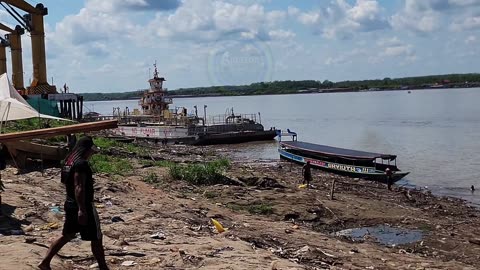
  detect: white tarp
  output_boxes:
[0,73,66,122]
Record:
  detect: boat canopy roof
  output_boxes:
[281,141,397,161]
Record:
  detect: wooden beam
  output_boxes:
[0,120,117,142]
[0,0,42,15]
[0,23,14,33]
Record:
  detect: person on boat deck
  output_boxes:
[39,136,109,270]
[302,161,312,187]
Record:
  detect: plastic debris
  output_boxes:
[49,206,62,214]
[211,218,226,233]
[10,230,24,235]
[121,261,137,267]
[150,231,166,240]
[40,222,60,230]
[111,216,125,223]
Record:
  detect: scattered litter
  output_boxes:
[89,263,99,269]
[49,206,62,214]
[23,225,34,232]
[469,239,480,246]
[40,222,60,230]
[105,201,113,207]
[10,230,24,235]
[298,184,307,189]
[150,231,166,240]
[24,237,36,244]
[121,261,136,267]
[207,246,234,257]
[296,245,310,255]
[211,218,226,233]
[111,216,125,223]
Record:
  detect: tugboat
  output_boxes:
[111,64,278,145]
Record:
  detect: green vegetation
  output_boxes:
[93,137,149,156]
[168,158,230,185]
[203,190,218,199]
[81,90,144,101]
[247,204,274,215]
[143,172,160,184]
[2,118,71,133]
[92,137,123,149]
[226,202,274,215]
[80,73,480,101]
[90,154,133,176]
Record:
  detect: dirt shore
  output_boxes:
[1,144,479,270]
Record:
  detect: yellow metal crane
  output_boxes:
[0,23,25,90]
[0,0,53,93]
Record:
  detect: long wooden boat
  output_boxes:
[279,140,409,183]
[4,140,69,169]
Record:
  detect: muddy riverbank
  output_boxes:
[0,142,479,269]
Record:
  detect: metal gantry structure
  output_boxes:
[0,0,55,94]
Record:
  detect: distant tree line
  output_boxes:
[80,73,480,101]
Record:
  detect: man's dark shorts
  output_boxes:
[62,201,102,241]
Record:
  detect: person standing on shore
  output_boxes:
[39,136,109,270]
[302,161,312,188]
[385,167,393,190]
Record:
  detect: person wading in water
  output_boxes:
[39,136,109,270]
[302,161,312,188]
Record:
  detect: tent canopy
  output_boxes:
[0,73,66,122]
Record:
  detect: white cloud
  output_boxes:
[324,49,366,65]
[86,0,180,13]
[392,0,480,33]
[145,0,287,42]
[268,30,296,40]
[380,44,414,57]
[391,12,439,33]
[298,11,321,25]
[377,36,403,47]
[451,16,480,31]
[465,35,477,44]
[296,0,389,39]
[372,38,416,63]
[287,6,301,17]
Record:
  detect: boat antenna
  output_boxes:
[153,61,159,79]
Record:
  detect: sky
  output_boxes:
[0,0,479,93]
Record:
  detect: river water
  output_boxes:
[85,88,480,205]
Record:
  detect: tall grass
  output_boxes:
[169,158,230,185]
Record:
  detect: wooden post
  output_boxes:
[72,100,77,120]
[59,100,63,116]
[79,96,84,120]
[68,100,72,120]
[330,179,336,200]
